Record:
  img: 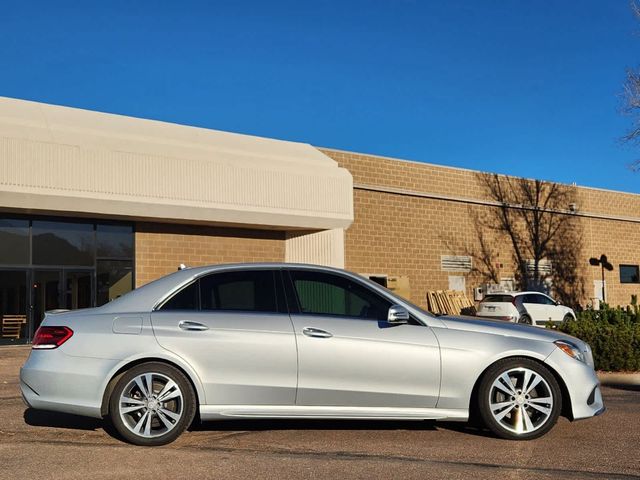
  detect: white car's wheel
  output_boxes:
[109,362,197,446]
[478,357,562,440]
[518,314,532,325]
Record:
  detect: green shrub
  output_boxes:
[558,305,640,372]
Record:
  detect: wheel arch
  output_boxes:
[100,357,203,418]
[468,355,573,423]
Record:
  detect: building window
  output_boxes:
[97,260,134,305]
[0,216,134,317]
[32,221,94,266]
[97,224,134,258]
[0,219,29,265]
[620,265,640,284]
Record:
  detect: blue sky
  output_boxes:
[1,1,639,192]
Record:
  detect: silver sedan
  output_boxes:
[20,264,604,446]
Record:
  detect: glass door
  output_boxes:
[32,269,95,333]
[0,270,28,344]
[32,270,62,332]
[64,270,93,310]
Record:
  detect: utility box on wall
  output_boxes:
[387,275,411,300]
[361,274,411,301]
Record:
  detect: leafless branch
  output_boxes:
[473,173,585,307]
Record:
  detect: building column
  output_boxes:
[285,229,345,268]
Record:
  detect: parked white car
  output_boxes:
[476,292,575,327]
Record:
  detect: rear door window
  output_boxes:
[160,281,199,310]
[160,270,281,313]
[200,270,279,313]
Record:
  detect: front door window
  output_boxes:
[289,270,390,321]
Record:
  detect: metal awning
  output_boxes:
[0,97,353,230]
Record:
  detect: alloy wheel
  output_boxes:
[118,372,184,439]
[488,367,554,435]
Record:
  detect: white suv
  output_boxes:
[476,292,576,327]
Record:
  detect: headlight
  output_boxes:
[554,340,587,363]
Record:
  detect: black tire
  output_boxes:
[518,314,532,325]
[562,314,574,324]
[477,357,562,440]
[108,362,197,446]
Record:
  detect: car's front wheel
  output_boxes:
[478,357,562,440]
[108,362,197,446]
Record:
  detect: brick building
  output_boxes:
[323,148,640,310]
[1,97,639,343]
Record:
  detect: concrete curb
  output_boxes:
[597,371,640,386]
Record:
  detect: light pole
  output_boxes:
[589,254,614,304]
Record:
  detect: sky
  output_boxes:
[1,0,639,193]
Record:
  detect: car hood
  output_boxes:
[437,315,585,346]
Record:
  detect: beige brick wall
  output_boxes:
[321,148,640,308]
[135,223,285,287]
[130,148,640,309]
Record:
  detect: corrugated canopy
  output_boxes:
[0,97,353,230]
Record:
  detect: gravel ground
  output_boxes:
[1,346,639,480]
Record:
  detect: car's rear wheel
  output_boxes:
[518,314,532,325]
[478,357,561,440]
[108,362,196,446]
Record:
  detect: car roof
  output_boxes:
[511,291,551,296]
[96,262,368,313]
[484,291,551,298]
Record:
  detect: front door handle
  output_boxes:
[178,320,209,331]
[302,327,333,338]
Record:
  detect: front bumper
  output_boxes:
[20,349,120,419]
[545,347,605,421]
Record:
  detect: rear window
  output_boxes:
[482,295,514,303]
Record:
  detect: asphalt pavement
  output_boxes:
[1,346,638,480]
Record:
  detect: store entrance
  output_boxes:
[0,268,94,344]
[0,270,28,344]
[32,269,94,332]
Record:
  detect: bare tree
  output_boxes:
[472,173,585,307]
[622,1,640,169]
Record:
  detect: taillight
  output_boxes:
[32,326,73,349]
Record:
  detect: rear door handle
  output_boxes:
[302,327,333,338]
[178,320,208,331]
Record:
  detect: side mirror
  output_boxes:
[387,304,410,324]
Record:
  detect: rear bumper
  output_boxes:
[20,349,120,419]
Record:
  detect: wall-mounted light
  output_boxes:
[589,254,613,303]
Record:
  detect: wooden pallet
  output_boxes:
[426,290,475,316]
[1,315,27,339]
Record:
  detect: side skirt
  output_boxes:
[199,405,469,422]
